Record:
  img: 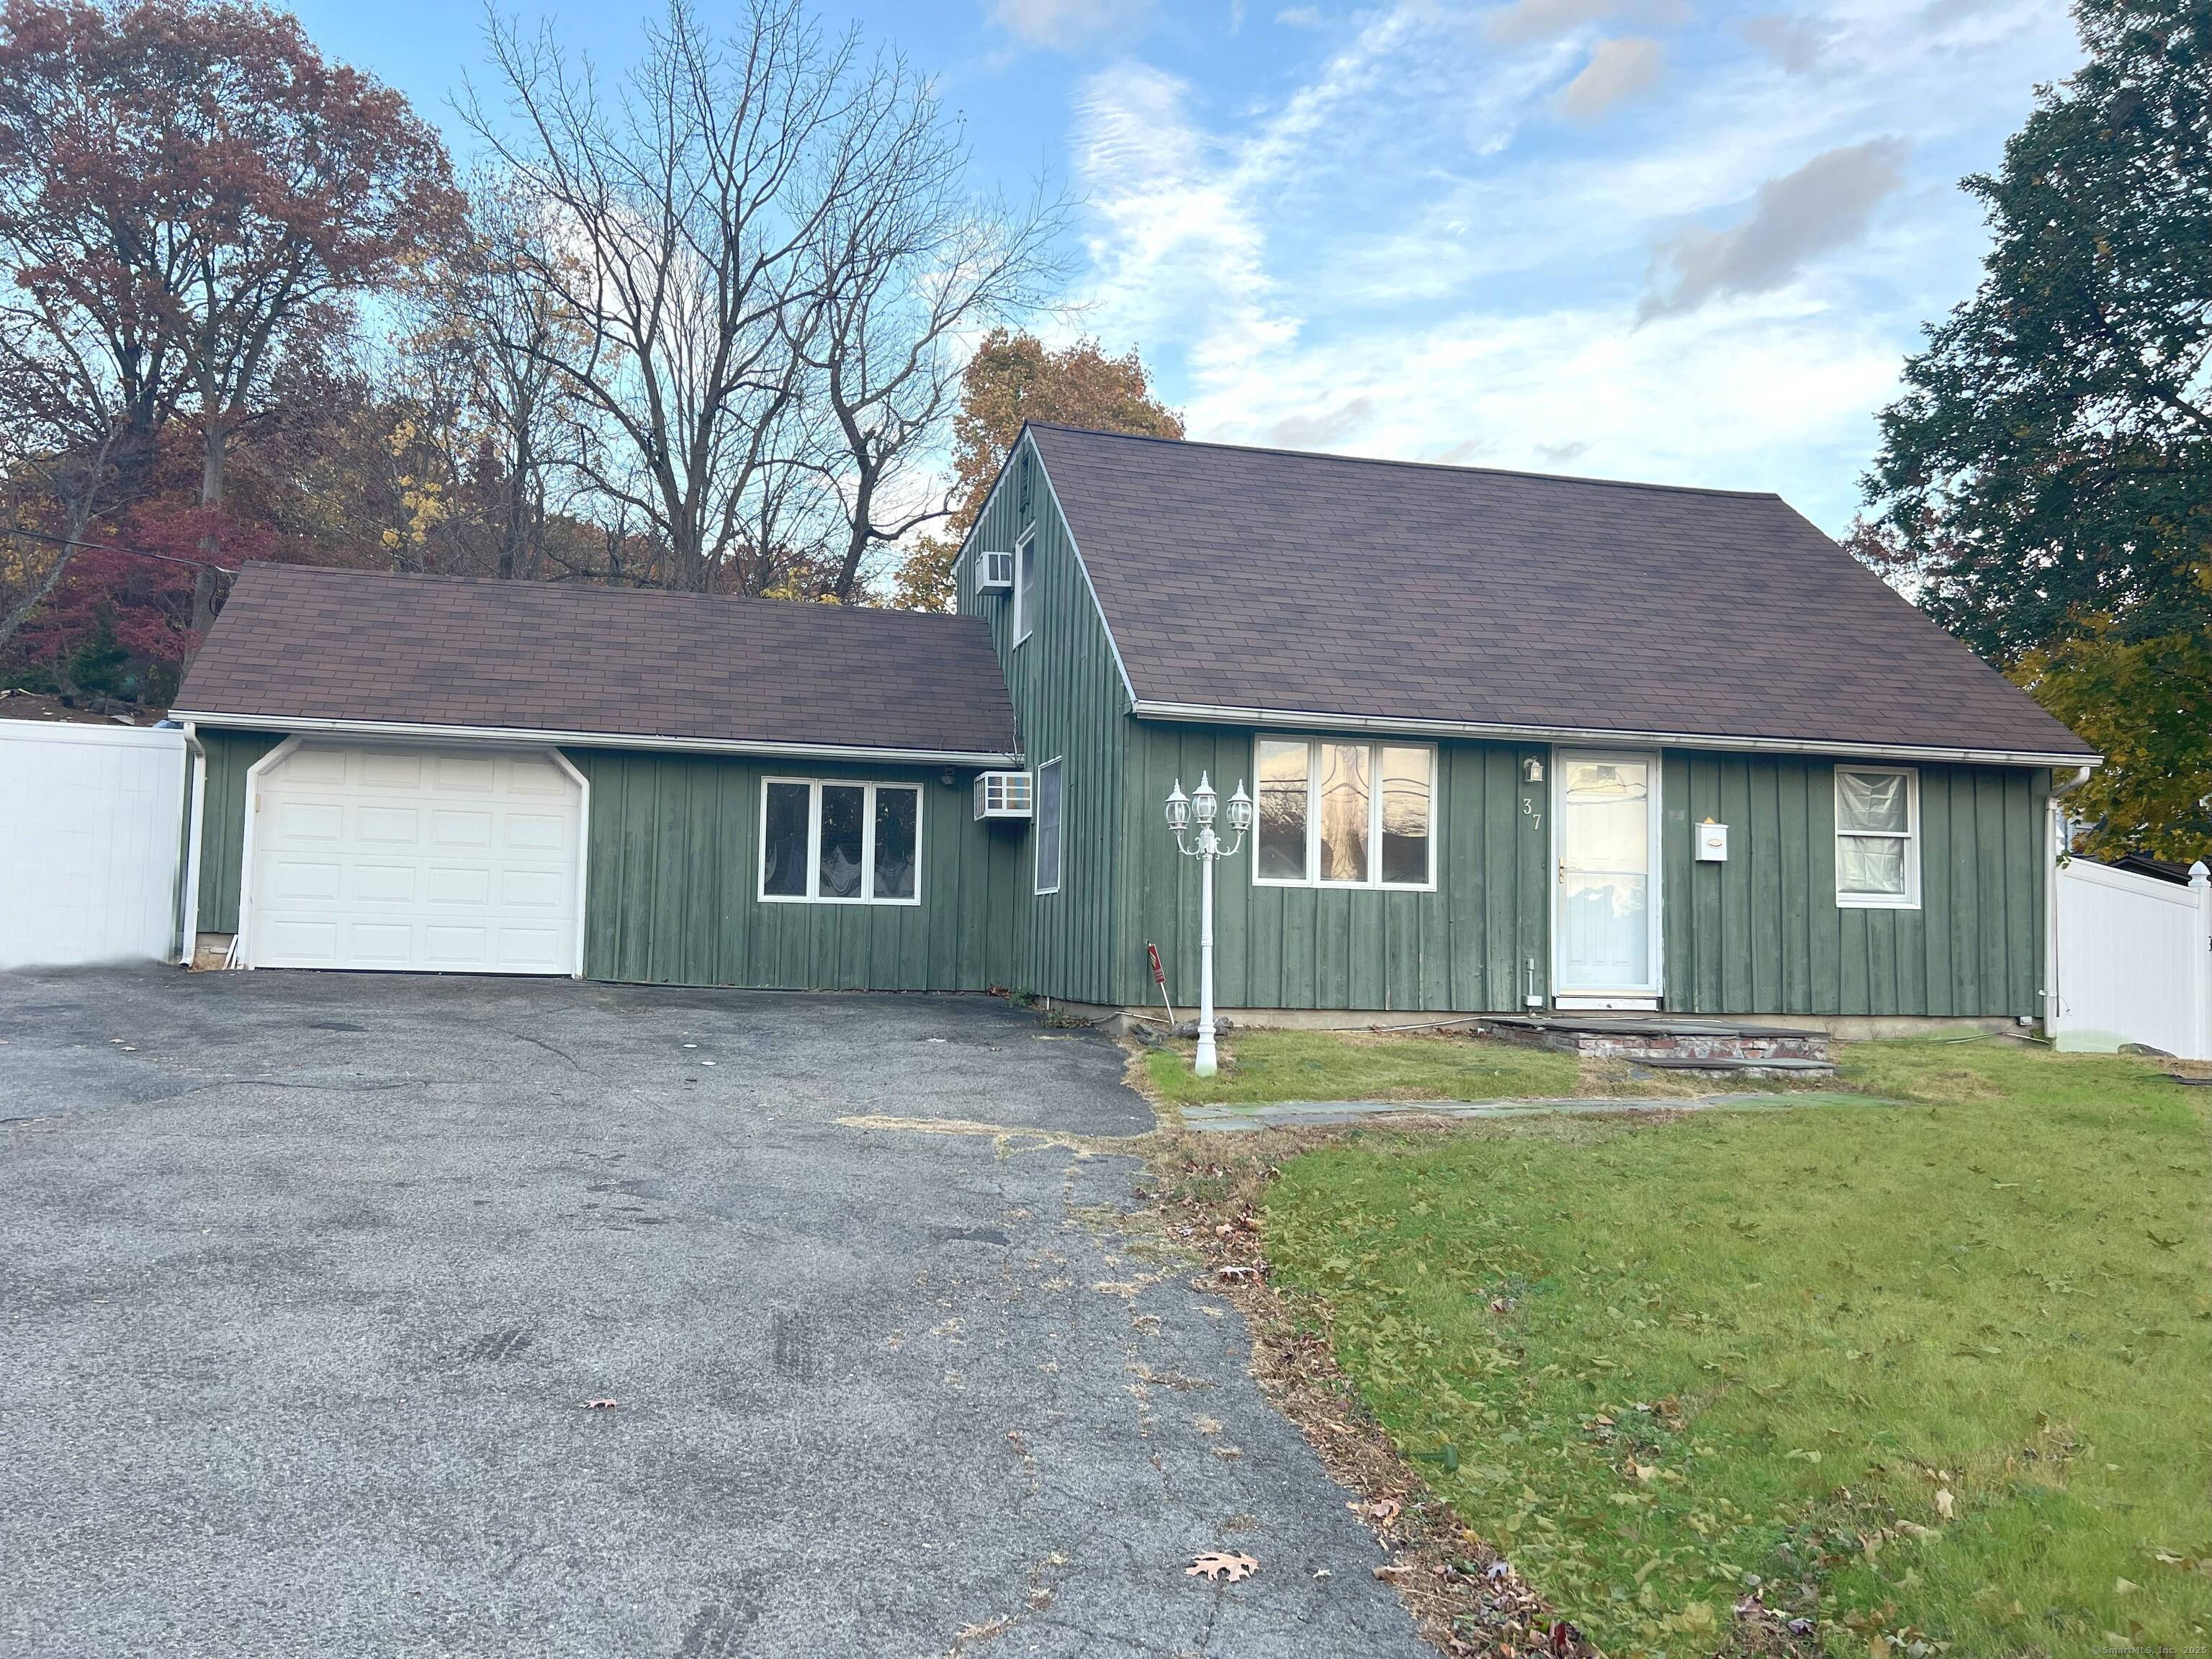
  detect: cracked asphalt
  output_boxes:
[0,968,1431,1659]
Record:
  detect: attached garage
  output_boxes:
[169,563,1024,986]
[244,742,586,975]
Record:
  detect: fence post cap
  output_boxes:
[2191,860,2210,885]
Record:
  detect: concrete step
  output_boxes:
[1472,1014,1832,1066]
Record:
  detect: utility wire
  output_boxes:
[1,523,241,575]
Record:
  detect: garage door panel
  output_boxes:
[435,754,499,792]
[423,925,493,965]
[497,933,565,971]
[357,806,421,845]
[347,922,417,965]
[503,812,568,853]
[505,762,569,796]
[286,748,350,786]
[500,868,567,909]
[274,801,344,844]
[270,858,343,902]
[352,863,417,903]
[249,744,580,976]
[263,919,341,963]
[426,866,493,908]
[430,809,493,848]
[359,752,423,788]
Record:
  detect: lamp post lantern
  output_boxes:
[1164,770,1251,1076]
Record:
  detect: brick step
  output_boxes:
[1628,1054,1838,1076]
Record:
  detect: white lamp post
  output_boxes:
[1164,770,1251,1076]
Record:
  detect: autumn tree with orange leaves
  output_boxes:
[0,0,462,645]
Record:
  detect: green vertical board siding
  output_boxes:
[1113,721,1551,1012]
[564,750,1016,991]
[1660,752,2047,1018]
[955,436,1130,1004]
[194,728,284,932]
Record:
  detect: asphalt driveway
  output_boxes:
[0,969,1427,1659]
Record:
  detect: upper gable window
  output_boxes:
[1835,766,1920,909]
[1014,531,1037,645]
[1254,737,1435,889]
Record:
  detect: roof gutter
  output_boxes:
[168,710,1023,769]
[1127,698,2102,770]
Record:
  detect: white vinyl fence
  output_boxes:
[0,721,194,971]
[2048,855,2212,1059]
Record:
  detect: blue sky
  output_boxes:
[292,0,2083,531]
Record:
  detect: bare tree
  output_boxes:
[469,0,868,594]
[430,179,588,580]
[471,0,1064,602]
[796,64,1067,602]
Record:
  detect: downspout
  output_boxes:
[174,721,207,967]
[2043,765,2094,1037]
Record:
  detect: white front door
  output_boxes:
[247,743,583,975]
[1554,751,1661,999]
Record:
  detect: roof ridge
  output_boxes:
[242,562,980,626]
[1022,421,1786,503]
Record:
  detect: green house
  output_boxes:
[173,424,2098,1030]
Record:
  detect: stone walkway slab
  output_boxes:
[1182,1091,1884,1132]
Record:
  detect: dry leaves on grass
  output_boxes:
[1134,1140,1601,1659]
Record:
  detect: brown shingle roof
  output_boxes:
[174,564,1020,760]
[1026,424,2097,762]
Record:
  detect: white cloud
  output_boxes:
[1265,396,1375,449]
[991,0,1151,50]
[1070,63,1298,379]
[1485,0,1612,45]
[1054,0,2080,528]
[1556,36,1665,121]
[1275,4,1325,24]
[1738,12,1828,73]
[1642,138,1912,318]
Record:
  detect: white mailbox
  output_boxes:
[1695,820,1729,862]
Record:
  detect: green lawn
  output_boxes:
[1261,1040,2212,1656]
[1142,1028,1581,1107]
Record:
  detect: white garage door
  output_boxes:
[248,743,583,974]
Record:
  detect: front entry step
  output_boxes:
[1472,1014,1834,1073]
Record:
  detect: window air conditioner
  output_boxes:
[974,770,1033,820]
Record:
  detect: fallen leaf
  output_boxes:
[1186,1551,1258,1583]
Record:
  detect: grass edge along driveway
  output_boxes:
[1256,1040,2212,1657]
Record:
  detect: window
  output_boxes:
[1252,737,1434,889]
[759,779,922,905]
[1034,758,1064,896]
[1013,531,1037,644]
[1835,766,1919,908]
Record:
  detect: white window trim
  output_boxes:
[1012,529,1037,648]
[1835,764,1921,910]
[757,778,925,907]
[1249,735,1439,891]
[1034,756,1064,896]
